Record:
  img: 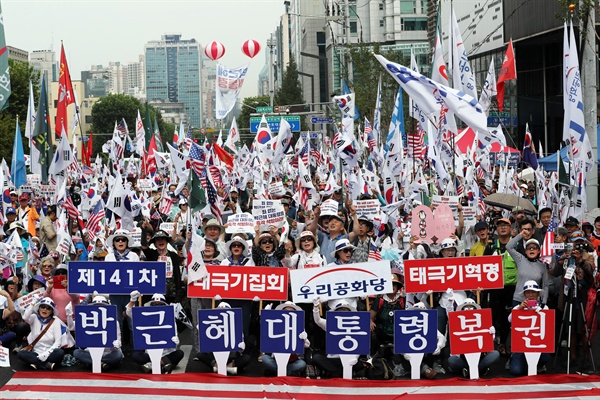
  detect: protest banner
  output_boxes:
[252,200,286,230]
[260,309,305,355]
[132,305,177,350]
[289,261,392,303]
[320,199,339,217]
[137,178,154,191]
[394,310,438,354]
[26,174,41,187]
[14,287,45,314]
[159,222,175,235]
[68,261,167,295]
[188,265,288,300]
[511,309,555,353]
[326,311,370,355]
[75,305,118,348]
[198,308,243,353]
[354,199,380,220]
[269,181,286,198]
[431,195,463,223]
[404,255,503,293]
[448,308,495,355]
[0,346,9,367]
[39,185,56,198]
[225,212,256,234]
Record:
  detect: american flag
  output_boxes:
[159,196,173,215]
[85,201,105,242]
[477,193,486,216]
[117,119,128,137]
[189,142,206,177]
[204,166,222,223]
[185,125,193,150]
[365,118,376,151]
[476,166,485,180]
[310,143,323,166]
[541,214,555,261]
[405,130,426,158]
[368,242,382,261]
[63,192,80,220]
[455,177,465,196]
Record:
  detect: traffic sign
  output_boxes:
[255,106,273,113]
[250,116,301,133]
[273,105,287,113]
[200,128,206,134]
[310,116,333,124]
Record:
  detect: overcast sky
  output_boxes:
[3,0,285,98]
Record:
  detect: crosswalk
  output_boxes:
[3,371,600,399]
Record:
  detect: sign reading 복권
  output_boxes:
[354,199,380,220]
[132,305,177,350]
[188,266,288,300]
[511,309,555,353]
[394,310,438,354]
[75,305,118,348]
[260,310,305,354]
[68,261,166,295]
[252,200,286,230]
[198,308,243,353]
[448,308,494,355]
[326,311,370,355]
[225,212,256,234]
[290,261,392,304]
[404,255,503,293]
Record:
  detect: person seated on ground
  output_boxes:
[193,302,251,375]
[401,302,446,380]
[18,298,65,370]
[370,271,405,358]
[43,264,80,325]
[73,295,124,371]
[507,281,550,375]
[447,299,499,378]
[127,292,183,374]
[0,287,16,348]
[4,277,30,352]
[311,297,365,379]
[261,301,310,377]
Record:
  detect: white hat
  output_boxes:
[217,302,231,309]
[106,229,131,249]
[458,298,481,311]
[275,301,302,311]
[330,299,357,312]
[91,295,110,305]
[330,238,356,259]
[523,280,542,292]
[34,298,58,315]
[295,230,317,249]
[225,236,250,257]
[525,238,540,248]
[440,238,457,250]
[144,293,167,306]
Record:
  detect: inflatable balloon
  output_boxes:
[204,41,226,60]
[242,39,261,58]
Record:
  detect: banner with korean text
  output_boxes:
[289,261,393,304]
[511,310,555,353]
[404,255,503,293]
[448,308,495,355]
[188,266,288,300]
[68,261,167,295]
[252,200,286,230]
[132,305,177,350]
[75,305,118,348]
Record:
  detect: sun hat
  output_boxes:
[330,238,356,259]
[523,280,543,292]
[34,297,58,315]
[295,230,317,249]
[144,293,167,306]
[106,229,131,248]
[202,219,225,235]
[225,236,249,257]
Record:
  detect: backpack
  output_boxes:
[364,356,392,380]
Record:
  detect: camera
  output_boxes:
[574,243,588,251]
[564,243,573,251]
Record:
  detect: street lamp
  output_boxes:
[267,35,276,108]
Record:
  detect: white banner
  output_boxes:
[215,63,249,120]
[289,261,393,303]
[252,200,285,230]
[14,287,45,314]
[159,222,175,235]
[320,199,339,217]
[354,199,380,220]
[225,212,256,234]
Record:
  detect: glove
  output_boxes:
[534,306,542,313]
[304,338,311,348]
[348,357,358,366]
[112,340,121,349]
[426,290,433,296]
[37,351,50,362]
[171,336,180,346]
[403,353,411,361]
[489,326,496,335]
[298,331,308,340]
[432,347,441,356]
[446,288,454,296]
[312,297,321,308]
[130,290,140,303]
[65,306,73,318]
[264,303,273,310]
[214,294,222,301]
[238,342,246,351]
[252,296,261,302]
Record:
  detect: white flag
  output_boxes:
[450,8,478,100]
[479,59,497,116]
[135,110,145,157]
[215,63,249,120]
[333,93,355,118]
[187,229,207,284]
[224,116,239,154]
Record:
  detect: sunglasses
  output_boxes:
[340,248,353,254]
[39,304,52,310]
[526,246,539,250]
[231,243,244,248]
[114,237,128,243]
[260,239,274,245]
[300,238,313,243]
[41,264,53,268]
[55,271,67,276]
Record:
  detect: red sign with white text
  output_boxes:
[511,310,555,353]
[448,309,495,354]
[188,266,289,300]
[404,255,503,293]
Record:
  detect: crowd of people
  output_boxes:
[0,176,599,380]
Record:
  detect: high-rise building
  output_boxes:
[126,55,145,100]
[145,34,202,127]
[30,50,57,82]
[7,46,28,63]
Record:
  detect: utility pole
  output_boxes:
[581,1,598,209]
[267,35,276,107]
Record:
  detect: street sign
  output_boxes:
[273,105,287,113]
[310,116,334,124]
[200,128,206,134]
[256,106,273,113]
[288,104,311,113]
[301,132,321,139]
[250,116,301,133]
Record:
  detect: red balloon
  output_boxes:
[242,39,261,58]
[204,41,225,61]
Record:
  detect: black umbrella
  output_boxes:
[483,193,537,215]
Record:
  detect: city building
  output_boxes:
[7,46,28,63]
[144,34,202,127]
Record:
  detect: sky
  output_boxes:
[2,0,285,98]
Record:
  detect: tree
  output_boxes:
[0,60,41,164]
[274,56,304,107]
[90,94,174,156]
[236,95,270,131]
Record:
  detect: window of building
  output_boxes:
[380,19,384,27]
[350,21,358,34]
[400,0,415,14]
[402,17,427,31]
[379,3,384,10]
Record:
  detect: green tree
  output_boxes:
[90,94,173,156]
[0,60,41,164]
[236,95,270,131]
[274,57,309,131]
[348,44,409,134]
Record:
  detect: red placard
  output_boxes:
[448,309,495,354]
[404,255,503,293]
[187,266,289,300]
[511,309,555,353]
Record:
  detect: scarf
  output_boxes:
[114,249,131,261]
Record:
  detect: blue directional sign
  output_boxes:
[394,309,438,354]
[250,116,301,133]
[310,116,334,124]
[260,310,305,354]
[132,305,177,350]
[68,261,166,295]
[75,305,118,348]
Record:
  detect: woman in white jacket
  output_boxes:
[17,297,64,370]
[285,231,326,269]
